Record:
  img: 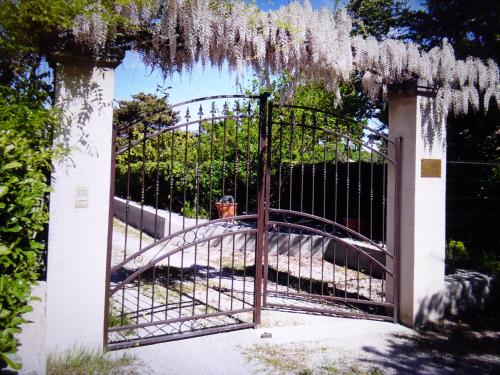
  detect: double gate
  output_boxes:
[105,93,401,349]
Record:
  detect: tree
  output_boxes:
[348,0,499,267]
[404,0,500,62]
[402,0,499,163]
[347,0,410,39]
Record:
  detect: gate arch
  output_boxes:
[105,94,401,349]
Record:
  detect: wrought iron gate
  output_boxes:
[105,93,401,349]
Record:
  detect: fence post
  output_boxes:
[254,92,270,325]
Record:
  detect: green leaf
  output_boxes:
[2,161,22,170]
[1,352,22,371]
[2,225,22,233]
[0,244,10,255]
[0,185,8,198]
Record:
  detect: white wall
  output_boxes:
[45,61,115,352]
[387,92,447,326]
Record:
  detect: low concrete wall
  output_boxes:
[114,197,165,239]
[324,241,387,278]
[415,268,497,326]
[114,197,389,277]
[444,269,496,318]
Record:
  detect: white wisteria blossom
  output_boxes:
[71,0,500,117]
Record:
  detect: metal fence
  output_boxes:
[446,161,500,254]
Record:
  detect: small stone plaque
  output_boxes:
[421,159,441,178]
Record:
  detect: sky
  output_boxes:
[114,0,423,106]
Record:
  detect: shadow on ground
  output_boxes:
[361,308,500,374]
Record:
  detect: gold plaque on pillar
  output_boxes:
[421,159,441,177]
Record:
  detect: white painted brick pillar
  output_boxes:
[45,53,121,352]
[387,80,447,327]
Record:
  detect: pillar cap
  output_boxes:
[47,33,126,69]
[388,78,438,99]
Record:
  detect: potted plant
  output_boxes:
[215,195,237,218]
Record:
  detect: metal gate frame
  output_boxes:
[259,101,401,323]
[104,93,401,350]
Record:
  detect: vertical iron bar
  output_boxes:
[254,92,270,325]
[323,130,327,219]
[169,130,174,235]
[136,276,141,324]
[334,128,339,222]
[332,244,336,296]
[218,239,223,311]
[151,267,156,321]
[370,150,374,240]
[393,137,402,322]
[263,100,273,307]
[344,246,348,299]
[154,124,161,240]
[221,103,229,207]
[242,232,247,308]
[103,120,117,350]
[231,234,236,310]
[245,102,252,214]
[182,112,189,230]
[278,121,283,209]
[179,250,184,318]
[309,234,313,294]
[311,113,317,215]
[321,237,325,295]
[298,229,302,292]
[192,110,203,317]
[165,258,170,320]
[369,261,373,300]
[356,252,360,299]
[139,123,148,251]
[209,103,216,220]
[288,110,295,210]
[358,144,362,234]
[124,130,132,261]
[382,156,387,243]
[205,240,211,314]
[233,101,240,212]
[346,139,350,229]
[299,114,306,213]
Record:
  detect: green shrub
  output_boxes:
[445,240,470,268]
[0,85,57,370]
[479,251,500,276]
[181,200,209,219]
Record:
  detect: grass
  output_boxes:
[108,305,136,337]
[46,347,143,375]
[140,280,220,314]
[242,343,384,375]
[243,343,317,374]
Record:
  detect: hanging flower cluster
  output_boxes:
[70,0,499,117]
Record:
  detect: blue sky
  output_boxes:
[114,0,423,105]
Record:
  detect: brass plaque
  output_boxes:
[421,159,441,177]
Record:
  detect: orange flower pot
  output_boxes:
[215,202,237,218]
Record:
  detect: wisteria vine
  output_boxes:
[71,0,500,117]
